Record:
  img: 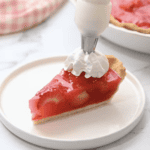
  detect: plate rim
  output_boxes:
[0,56,146,149]
[109,23,150,38]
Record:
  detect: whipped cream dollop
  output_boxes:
[64,48,109,78]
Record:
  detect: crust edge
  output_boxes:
[110,15,150,34]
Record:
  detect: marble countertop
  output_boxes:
[0,1,150,150]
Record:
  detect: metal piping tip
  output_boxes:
[81,35,98,54]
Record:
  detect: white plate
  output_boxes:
[0,56,145,150]
[101,24,150,54]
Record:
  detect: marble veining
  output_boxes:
[0,1,150,150]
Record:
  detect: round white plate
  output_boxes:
[0,56,145,149]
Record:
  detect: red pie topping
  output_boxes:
[29,68,121,121]
[111,0,150,29]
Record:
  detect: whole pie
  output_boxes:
[110,0,150,34]
[29,55,126,124]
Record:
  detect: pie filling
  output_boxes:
[111,0,150,29]
[29,68,121,121]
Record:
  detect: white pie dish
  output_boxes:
[101,23,150,54]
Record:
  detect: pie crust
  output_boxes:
[110,15,150,34]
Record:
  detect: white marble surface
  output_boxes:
[0,1,150,150]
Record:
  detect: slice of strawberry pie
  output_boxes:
[29,55,126,124]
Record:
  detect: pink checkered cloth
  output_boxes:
[0,0,67,35]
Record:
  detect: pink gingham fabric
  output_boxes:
[0,0,66,35]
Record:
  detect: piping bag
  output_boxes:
[64,0,112,78]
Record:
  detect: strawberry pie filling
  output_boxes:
[111,0,150,29]
[29,69,121,121]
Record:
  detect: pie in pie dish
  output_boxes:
[29,55,126,124]
[110,0,150,34]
